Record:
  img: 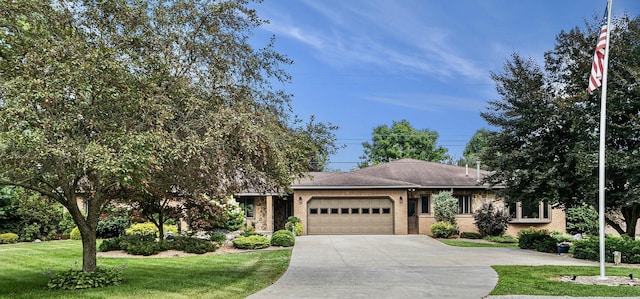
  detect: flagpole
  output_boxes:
[598,0,613,280]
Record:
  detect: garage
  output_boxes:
[307,198,394,234]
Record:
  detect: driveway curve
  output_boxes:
[247,235,596,299]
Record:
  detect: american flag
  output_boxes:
[588,25,608,93]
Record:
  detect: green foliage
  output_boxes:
[565,204,598,236]
[432,191,458,227]
[517,227,552,250]
[69,227,81,240]
[213,200,245,231]
[460,231,483,239]
[484,235,518,243]
[45,265,126,290]
[171,236,217,254]
[57,212,76,236]
[359,119,449,167]
[0,0,335,273]
[482,17,640,238]
[473,201,510,236]
[99,235,216,255]
[96,216,130,239]
[0,233,19,244]
[125,222,177,238]
[430,222,458,238]
[533,236,558,253]
[285,217,303,236]
[0,186,20,234]
[20,223,41,242]
[210,231,227,244]
[232,235,271,249]
[271,230,295,247]
[461,129,492,167]
[550,231,574,243]
[572,236,640,264]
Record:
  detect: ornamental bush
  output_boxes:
[210,230,227,244]
[125,222,178,237]
[172,236,217,254]
[285,216,302,235]
[566,204,599,236]
[432,191,458,227]
[430,221,457,238]
[69,227,81,240]
[0,232,19,244]
[96,216,130,239]
[271,230,295,247]
[483,235,518,243]
[516,227,556,253]
[232,235,270,249]
[473,201,510,236]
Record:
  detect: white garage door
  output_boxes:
[307,198,394,234]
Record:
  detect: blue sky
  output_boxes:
[250,0,640,171]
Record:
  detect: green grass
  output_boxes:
[0,240,291,299]
[440,239,518,248]
[492,265,640,297]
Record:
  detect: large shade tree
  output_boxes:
[359,119,448,168]
[481,15,640,237]
[0,0,335,272]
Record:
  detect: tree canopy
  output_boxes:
[481,15,640,237]
[359,120,448,168]
[0,0,336,272]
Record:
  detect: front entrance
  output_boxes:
[407,198,418,234]
[273,196,293,231]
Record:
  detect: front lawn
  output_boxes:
[492,265,640,297]
[0,240,291,299]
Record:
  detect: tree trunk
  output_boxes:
[80,228,97,272]
[621,204,640,238]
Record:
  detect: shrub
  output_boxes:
[460,232,483,239]
[232,235,270,249]
[484,235,518,243]
[171,236,217,254]
[285,216,303,235]
[0,232,19,244]
[473,201,510,236]
[517,227,550,249]
[533,235,558,253]
[96,216,130,239]
[125,240,160,256]
[271,230,295,247]
[210,231,227,244]
[240,227,263,237]
[572,236,640,264]
[566,204,599,236]
[432,191,458,226]
[214,204,245,231]
[550,231,573,243]
[125,222,177,237]
[57,212,76,236]
[69,227,81,240]
[99,236,124,252]
[45,265,126,290]
[20,223,41,241]
[430,221,457,238]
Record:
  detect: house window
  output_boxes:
[455,195,471,214]
[341,208,349,214]
[421,195,430,214]
[237,197,255,218]
[310,208,318,214]
[508,201,551,223]
[331,208,339,214]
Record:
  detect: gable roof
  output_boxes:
[293,159,496,190]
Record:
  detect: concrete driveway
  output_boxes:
[247,235,597,299]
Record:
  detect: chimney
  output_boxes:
[476,160,481,182]
[465,164,469,177]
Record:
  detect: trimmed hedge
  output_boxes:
[572,236,640,264]
[0,232,19,244]
[271,230,295,247]
[232,235,270,249]
[125,222,178,237]
[99,235,216,255]
[430,221,457,238]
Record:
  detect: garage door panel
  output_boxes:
[307,198,393,235]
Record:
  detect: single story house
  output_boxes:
[236,158,566,236]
